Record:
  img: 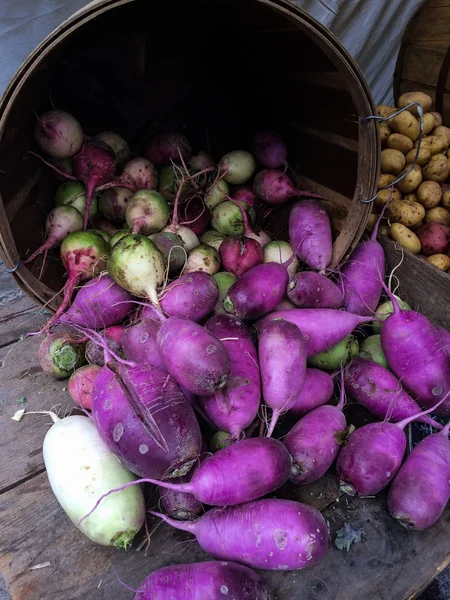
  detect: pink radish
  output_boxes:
[253,169,296,205]
[120,157,158,190]
[68,364,102,410]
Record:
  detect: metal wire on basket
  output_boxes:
[360,102,425,204]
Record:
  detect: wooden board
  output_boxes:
[380,236,450,331]
[1,470,449,600]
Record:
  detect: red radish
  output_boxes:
[283,381,347,484]
[344,358,442,429]
[39,331,86,379]
[289,200,332,271]
[157,316,231,396]
[388,421,450,530]
[133,561,268,600]
[94,131,130,169]
[85,326,124,366]
[44,231,109,330]
[59,274,132,329]
[288,368,335,416]
[92,362,202,479]
[160,272,219,322]
[122,316,165,371]
[148,499,329,571]
[224,262,289,320]
[258,318,307,437]
[123,438,291,507]
[125,190,169,235]
[288,272,342,309]
[261,309,374,356]
[339,206,386,316]
[68,364,102,410]
[198,314,261,439]
[336,398,444,496]
[73,141,116,229]
[178,195,211,236]
[120,157,158,190]
[230,185,257,207]
[380,285,450,414]
[218,150,256,185]
[184,244,221,276]
[220,236,263,277]
[108,234,165,306]
[145,132,191,166]
[34,109,84,158]
[251,130,288,169]
[99,187,133,222]
[253,169,296,205]
[23,205,83,270]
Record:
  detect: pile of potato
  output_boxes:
[370,91,450,272]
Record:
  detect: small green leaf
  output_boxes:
[16,396,26,404]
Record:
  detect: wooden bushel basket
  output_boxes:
[0,0,379,311]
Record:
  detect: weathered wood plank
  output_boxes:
[0,295,49,348]
[379,236,450,331]
[1,472,449,600]
[0,335,74,494]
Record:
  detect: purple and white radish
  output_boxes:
[34,109,84,159]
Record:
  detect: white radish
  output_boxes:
[164,225,198,251]
[263,240,299,278]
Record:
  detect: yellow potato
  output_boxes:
[423,154,449,182]
[396,165,423,194]
[430,112,443,128]
[386,133,414,154]
[379,123,391,145]
[434,153,447,161]
[378,174,396,189]
[433,126,450,147]
[398,92,432,115]
[375,186,402,208]
[403,193,417,202]
[390,223,421,253]
[416,180,442,209]
[442,188,450,209]
[380,149,406,175]
[410,219,423,230]
[389,199,425,227]
[377,104,397,119]
[390,111,420,141]
[414,136,445,155]
[426,254,450,271]
[425,206,450,226]
[417,113,435,135]
[379,224,391,237]
[405,147,431,166]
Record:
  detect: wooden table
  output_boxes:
[1,292,449,600]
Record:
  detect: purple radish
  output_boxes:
[224,262,289,320]
[283,380,347,484]
[251,130,288,169]
[289,200,332,271]
[388,421,450,530]
[120,157,158,190]
[336,398,445,496]
[44,231,109,331]
[135,437,291,506]
[122,317,164,370]
[73,140,116,229]
[339,206,386,316]
[288,368,335,417]
[149,499,329,571]
[160,272,219,322]
[287,272,343,309]
[23,205,83,271]
[85,325,124,367]
[380,285,450,415]
[158,472,203,521]
[261,309,374,356]
[258,318,307,437]
[345,358,443,429]
[133,561,268,600]
[220,236,263,277]
[34,109,84,159]
[59,274,132,329]
[145,132,191,166]
[157,316,231,396]
[230,185,257,207]
[438,326,450,352]
[92,362,201,479]
[253,169,296,205]
[198,314,261,439]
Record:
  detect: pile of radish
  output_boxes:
[17,108,450,598]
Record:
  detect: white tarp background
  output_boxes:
[0,0,426,107]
